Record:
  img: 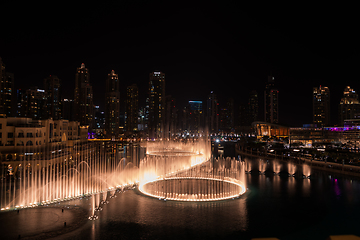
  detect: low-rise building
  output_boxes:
[252,121,289,139]
[0,117,85,161]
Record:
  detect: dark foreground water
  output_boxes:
[2,143,360,240]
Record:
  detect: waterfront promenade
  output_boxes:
[235,144,360,178]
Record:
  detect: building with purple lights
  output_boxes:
[290,121,360,148]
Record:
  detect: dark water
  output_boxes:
[49,143,360,240]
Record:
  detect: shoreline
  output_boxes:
[236,148,360,178]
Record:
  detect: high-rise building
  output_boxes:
[219,98,234,132]
[125,84,139,133]
[44,75,61,120]
[237,103,248,127]
[264,75,279,123]
[182,101,203,133]
[138,107,147,131]
[189,101,202,111]
[165,96,177,137]
[207,91,219,133]
[105,70,120,138]
[0,57,14,117]
[94,105,105,138]
[148,71,165,139]
[74,63,94,129]
[248,90,259,123]
[313,85,330,126]
[339,86,360,126]
[15,89,26,117]
[61,98,74,121]
[24,87,48,120]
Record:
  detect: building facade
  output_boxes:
[264,75,279,124]
[183,100,202,134]
[207,91,219,133]
[0,117,83,161]
[125,84,139,134]
[148,71,165,139]
[0,57,14,117]
[253,121,289,139]
[339,86,360,126]
[23,87,48,120]
[105,70,120,138]
[313,85,330,126]
[74,63,94,130]
[44,75,61,120]
[248,90,259,123]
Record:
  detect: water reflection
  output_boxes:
[302,164,311,178]
[287,176,296,196]
[273,175,280,194]
[302,178,311,197]
[333,178,341,200]
[91,222,96,240]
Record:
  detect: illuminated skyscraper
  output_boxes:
[313,85,330,126]
[207,91,219,133]
[339,86,360,126]
[264,75,279,124]
[24,87,48,120]
[125,84,139,133]
[74,63,94,129]
[44,75,61,120]
[0,57,14,117]
[148,71,165,139]
[105,70,120,138]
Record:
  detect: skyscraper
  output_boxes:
[313,85,330,126]
[207,91,219,133]
[248,90,259,123]
[264,75,279,124]
[74,63,94,129]
[44,75,61,120]
[219,98,234,132]
[339,86,360,126]
[105,70,120,138]
[0,57,14,117]
[165,96,177,138]
[184,101,202,133]
[148,71,165,139]
[61,98,74,121]
[125,84,139,133]
[24,87,48,120]
[15,89,26,117]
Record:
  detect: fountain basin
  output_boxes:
[139,177,246,202]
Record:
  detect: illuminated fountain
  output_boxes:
[273,161,281,175]
[259,159,266,174]
[0,137,246,217]
[302,164,311,178]
[245,161,252,174]
[138,139,246,201]
[139,157,246,201]
[0,141,139,213]
[288,162,296,177]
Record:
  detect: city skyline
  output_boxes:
[1,2,359,127]
[4,58,360,128]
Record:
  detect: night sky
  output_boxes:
[1,1,359,127]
